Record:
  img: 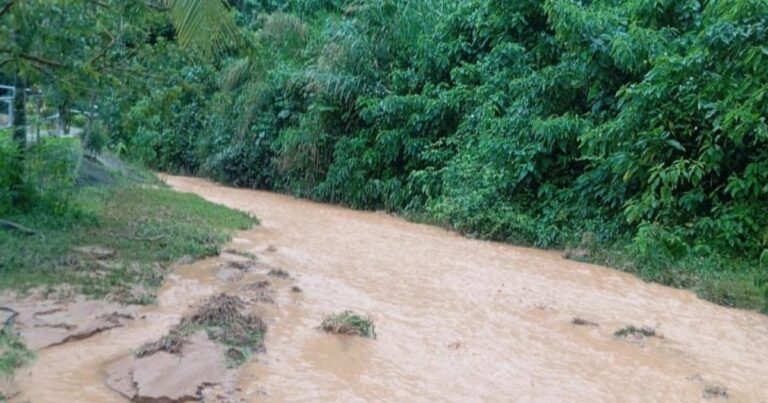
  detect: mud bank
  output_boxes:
[8,248,296,402]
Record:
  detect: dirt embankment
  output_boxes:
[3,243,300,402]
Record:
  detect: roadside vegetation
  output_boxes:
[0,131,255,299]
[2,1,767,311]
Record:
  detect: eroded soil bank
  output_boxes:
[9,175,768,401]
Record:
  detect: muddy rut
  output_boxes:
[10,175,768,402]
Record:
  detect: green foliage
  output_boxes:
[106,0,768,309]
[0,130,20,215]
[166,0,241,55]
[0,130,82,216]
[23,137,82,214]
[7,0,765,310]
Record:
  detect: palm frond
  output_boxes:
[165,0,239,55]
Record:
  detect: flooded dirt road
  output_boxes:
[13,175,768,402]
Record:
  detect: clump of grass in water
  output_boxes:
[136,294,266,366]
[320,311,376,339]
[613,325,656,338]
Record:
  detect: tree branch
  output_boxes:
[19,53,66,68]
[0,219,36,235]
[86,30,117,65]
[0,1,13,19]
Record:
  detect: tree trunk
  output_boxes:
[9,76,25,204]
[12,76,25,147]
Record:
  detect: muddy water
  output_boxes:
[13,175,768,402]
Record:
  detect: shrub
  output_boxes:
[24,137,82,214]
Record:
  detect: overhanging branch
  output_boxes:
[19,53,66,68]
[0,1,13,19]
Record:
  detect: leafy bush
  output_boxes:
[0,129,19,215]
[24,137,82,213]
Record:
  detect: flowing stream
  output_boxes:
[12,175,768,402]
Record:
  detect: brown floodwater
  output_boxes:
[13,175,768,402]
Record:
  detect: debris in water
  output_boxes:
[225,260,257,271]
[135,329,186,357]
[216,259,256,283]
[702,385,729,399]
[571,317,599,327]
[613,325,657,340]
[320,311,376,339]
[245,280,270,289]
[224,248,258,260]
[240,282,275,304]
[268,268,290,279]
[138,294,266,363]
[686,373,704,382]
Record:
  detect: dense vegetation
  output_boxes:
[2,0,767,310]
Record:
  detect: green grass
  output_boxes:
[320,311,376,339]
[0,184,257,302]
[585,246,767,312]
[0,328,33,377]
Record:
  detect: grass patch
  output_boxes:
[320,311,376,339]
[588,246,767,312]
[0,184,257,301]
[137,294,266,367]
[0,328,33,376]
